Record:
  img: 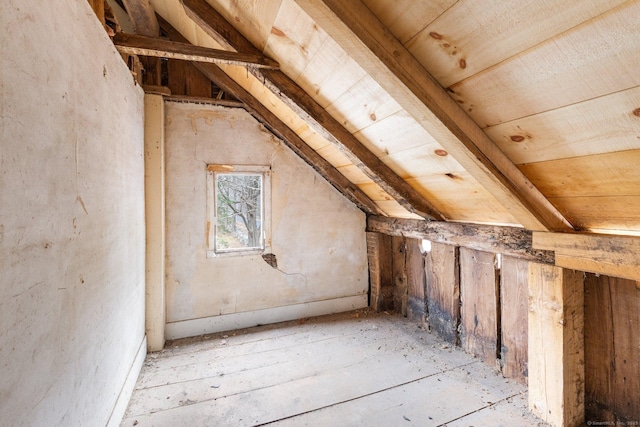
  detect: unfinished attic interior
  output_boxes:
[2,0,640,425]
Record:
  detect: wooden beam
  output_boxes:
[113,33,279,69]
[533,231,640,281]
[366,232,394,312]
[294,0,573,232]
[528,263,584,427]
[121,0,159,37]
[367,215,554,264]
[158,17,383,217]
[181,0,444,220]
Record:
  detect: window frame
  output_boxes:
[206,165,271,258]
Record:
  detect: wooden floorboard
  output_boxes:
[121,310,548,427]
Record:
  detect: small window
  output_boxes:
[207,165,271,257]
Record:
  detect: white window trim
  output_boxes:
[206,165,271,258]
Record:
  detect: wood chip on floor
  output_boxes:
[121,309,550,427]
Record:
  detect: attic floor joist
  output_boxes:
[157,17,383,216]
[181,0,444,221]
[294,0,573,232]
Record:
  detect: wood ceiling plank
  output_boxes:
[547,196,640,232]
[295,0,572,232]
[263,0,329,81]
[367,200,422,219]
[367,216,553,263]
[405,0,626,88]
[485,85,640,164]
[362,0,456,45]
[353,111,439,158]
[519,150,640,198]
[293,39,367,109]
[450,1,640,127]
[325,76,403,134]
[405,176,519,225]
[183,0,445,220]
[335,164,372,185]
[381,145,467,179]
[533,231,640,281]
[158,16,383,216]
[203,0,283,52]
[113,32,279,68]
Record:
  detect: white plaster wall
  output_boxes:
[165,102,368,332]
[0,1,145,426]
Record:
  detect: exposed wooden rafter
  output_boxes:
[367,215,554,264]
[113,33,279,69]
[158,17,384,217]
[181,0,444,221]
[121,0,159,37]
[294,0,574,232]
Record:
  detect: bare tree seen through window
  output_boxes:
[215,173,263,251]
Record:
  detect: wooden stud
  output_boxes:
[367,215,554,264]
[144,94,166,351]
[528,263,584,427]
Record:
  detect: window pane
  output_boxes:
[215,173,263,251]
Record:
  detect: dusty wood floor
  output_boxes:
[122,309,549,427]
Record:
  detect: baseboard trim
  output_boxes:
[165,295,368,340]
[106,335,147,427]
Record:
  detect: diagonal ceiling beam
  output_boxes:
[158,17,384,217]
[294,0,574,232]
[121,0,159,36]
[113,33,279,68]
[181,0,444,221]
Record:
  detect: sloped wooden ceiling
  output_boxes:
[147,0,640,234]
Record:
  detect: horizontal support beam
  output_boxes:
[181,0,444,220]
[533,232,640,281]
[113,33,279,69]
[367,215,554,264]
[157,17,383,217]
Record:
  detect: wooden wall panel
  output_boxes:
[366,232,394,312]
[460,248,499,364]
[405,238,425,323]
[499,256,528,383]
[585,274,640,423]
[391,236,408,316]
[425,242,459,345]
